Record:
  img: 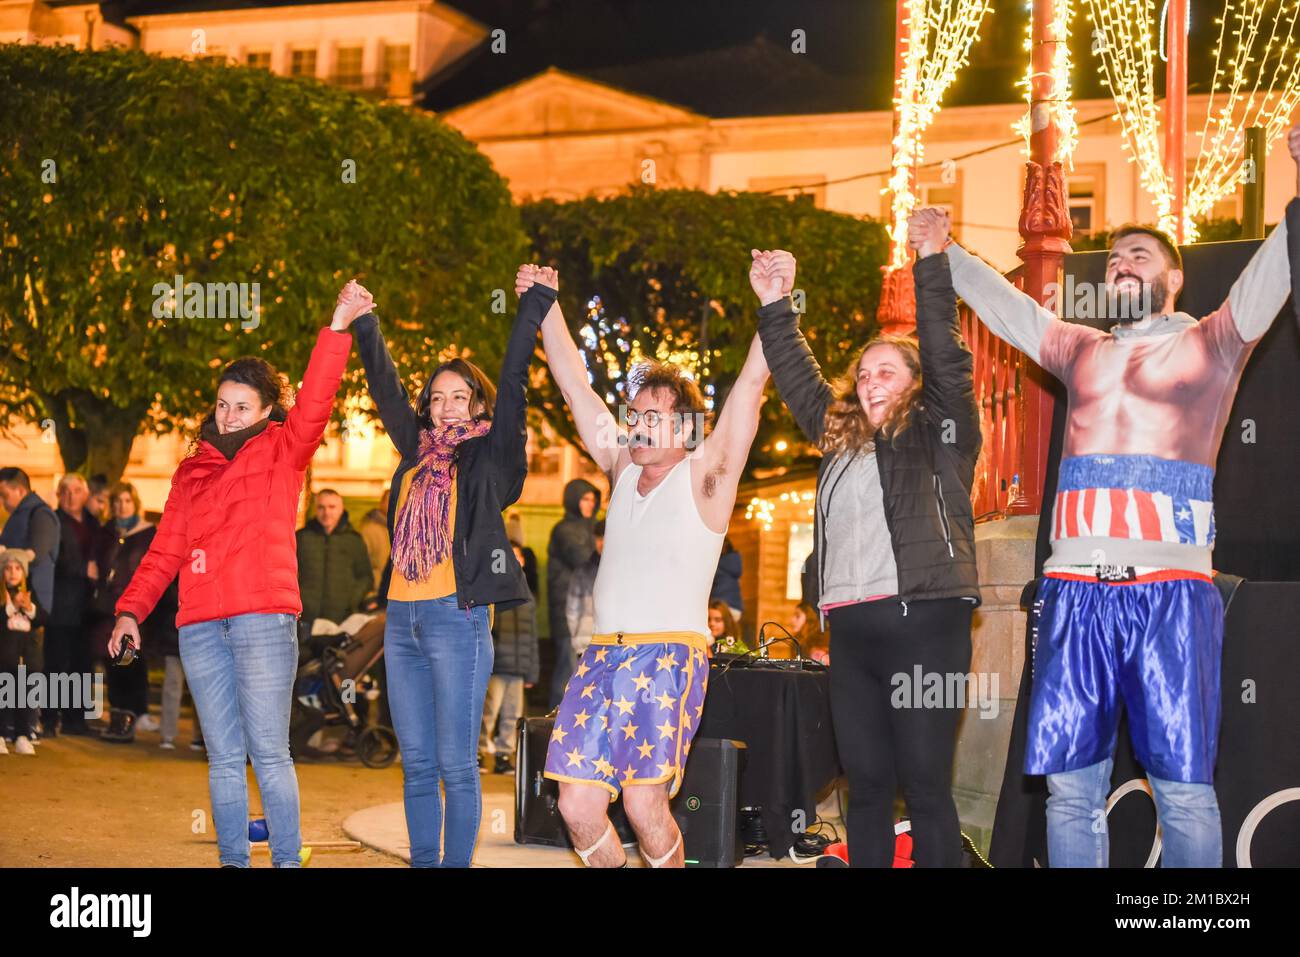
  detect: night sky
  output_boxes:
[95,0,1235,116]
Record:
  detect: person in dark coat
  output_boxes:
[0,467,60,614]
[0,467,60,742]
[353,273,551,868]
[480,545,540,774]
[710,536,744,622]
[94,482,183,745]
[48,474,101,736]
[546,478,600,708]
[296,488,373,626]
[506,511,540,598]
[757,234,980,868]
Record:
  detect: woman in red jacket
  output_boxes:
[108,281,370,868]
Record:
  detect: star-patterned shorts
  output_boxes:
[543,630,710,800]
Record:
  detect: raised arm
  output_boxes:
[1219,202,1295,344]
[350,284,420,462]
[487,277,557,494]
[529,265,628,481]
[754,250,833,445]
[701,331,770,481]
[909,214,982,460]
[920,209,1062,371]
[1218,128,1300,343]
[281,281,365,472]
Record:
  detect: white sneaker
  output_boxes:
[14,736,35,755]
[136,714,161,732]
[160,739,176,750]
[0,738,8,755]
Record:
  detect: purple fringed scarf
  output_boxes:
[391,419,491,583]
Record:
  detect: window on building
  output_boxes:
[382,43,410,83]
[916,166,963,241]
[1067,163,1106,238]
[919,182,957,219]
[786,522,814,601]
[245,50,272,70]
[333,45,364,89]
[289,48,317,77]
[746,175,827,209]
[527,444,563,477]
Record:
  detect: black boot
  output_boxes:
[101,709,136,743]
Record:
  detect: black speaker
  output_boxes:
[671,738,747,868]
[514,714,636,847]
[514,718,746,866]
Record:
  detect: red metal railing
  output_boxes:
[959,265,1055,521]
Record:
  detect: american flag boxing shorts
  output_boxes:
[1052,453,1215,548]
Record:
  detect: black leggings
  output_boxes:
[827,597,973,867]
[0,630,43,738]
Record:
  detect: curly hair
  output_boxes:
[190,356,289,455]
[818,335,923,456]
[628,360,711,448]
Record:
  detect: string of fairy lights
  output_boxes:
[1012,0,1078,167]
[1186,0,1300,228]
[744,490,815,533]
[1085,0,1300,241]
[1085,0,1176,235]
[886,0,993,271]
[576,295,716,411]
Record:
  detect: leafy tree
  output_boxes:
[0,44,525,484]
[522,188,890,473]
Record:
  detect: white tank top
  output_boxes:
[593,457,726,636]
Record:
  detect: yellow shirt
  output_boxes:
[387,469,458,602]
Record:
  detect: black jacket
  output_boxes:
[51,509,100,628]
[93,522,180,658]
[0,492,59,611]
[757,251,982,612]
[353,283,556,612]
[295,512,373,624]
[492,594,539,683]
[546,478,601,639]
[710,547,743,611]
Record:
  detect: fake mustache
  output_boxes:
[619,433,655,448]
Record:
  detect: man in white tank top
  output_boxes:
[520,251,788,867]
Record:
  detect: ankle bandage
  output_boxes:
[574,822,615,867]
[641,833,682,869]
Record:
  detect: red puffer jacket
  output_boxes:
[117,328,351,628]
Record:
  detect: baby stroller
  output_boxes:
[289,613,398,768]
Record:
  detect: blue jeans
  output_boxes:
[386,596,493,867]
[1046,757,1223,867]
[179,613,301,867]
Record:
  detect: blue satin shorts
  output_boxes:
[1025,575,1223,784]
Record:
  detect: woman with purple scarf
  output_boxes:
[352,271,556,867]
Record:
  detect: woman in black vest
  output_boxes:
[755,218,981,867]
[352,272,553,867]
